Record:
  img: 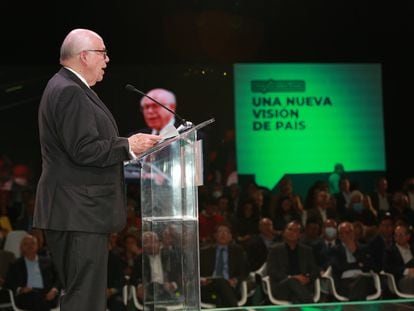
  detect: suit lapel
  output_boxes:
[60,68,119,135]
[85,88,119,134]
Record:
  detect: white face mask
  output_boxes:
[325,227,337,239]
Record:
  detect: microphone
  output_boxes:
[125,84,192,128]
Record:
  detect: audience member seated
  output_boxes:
[383,224,414,294]
[0,155,13,216]
[199,222,249,308]
[0,224,10,249]
[130,231,182,305]
[108,232,123,256]
[7,164,34,230]
[245,218,280,272]
[345,190,377,230]
[369,176,392,219]
[330,222,376,301]
[313,219,340,272]
[251,188,271,219]
[199,198,225,247]
[306,189,339,227]
[120,233,142,278]
[270,176,304,221]
[300,218,322,247]
[231,198,260,247]
[266,221,320,304]
[402,177,414,212]
[4,234,60,311]
[367,212,395,273]
[0,248,16,306]
[107,239,127,311]
[30,228,50,258]
[389,191,414,227]
[272,196,303,235]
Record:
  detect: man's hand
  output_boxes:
[291,274,310,285]
[128,133,161,156]
[19,287,33,294]
[45,288,59,301]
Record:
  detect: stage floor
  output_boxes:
[209,299,414,311]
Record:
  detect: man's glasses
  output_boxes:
[85,49,108,58]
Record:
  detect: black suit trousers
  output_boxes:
[45,230,108,311]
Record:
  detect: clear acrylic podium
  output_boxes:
[136,119,214,310]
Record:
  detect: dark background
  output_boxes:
[1,0,413,190]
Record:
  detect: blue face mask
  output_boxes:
[352,202,364,213]
[325,227,337,239]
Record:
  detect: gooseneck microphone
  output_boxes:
[125,84,190,127]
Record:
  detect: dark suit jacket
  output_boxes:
[331,242,374,281]
[5,256,59,293]
[245,234,279,272]
[108,250,126,293]
[312,238,340,270]
[383,244,414,281]
[34,67,130,233]
[199,243,249,284]
[267,242,320,284]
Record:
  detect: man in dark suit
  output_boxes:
[199,222,249,308]
[383,224,414,294]
[4,234,60,311]
[266,221,320,304]
[331,221,376,300]
[33,28,160,311]
[245,217,280,272]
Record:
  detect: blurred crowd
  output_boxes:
[1,128,414,309]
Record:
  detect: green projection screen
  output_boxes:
[234,63,386,190]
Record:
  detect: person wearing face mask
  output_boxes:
[345,190,377,230]
[312,218,339,301]
[312,219,339,271]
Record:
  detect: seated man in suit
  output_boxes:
[4,234,59,311]
[383,224,414,294]
[0,249,16,306]
[107,240,127,311]
[313,218,340,271]
[266,221,320,304]
[130,230,181,305]
[245,217,280,272]
[199,222,249,308]
[331,221,376,301]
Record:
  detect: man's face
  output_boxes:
[21,236,38,257]
[83,37,109,86]
[141,92,176,131]
[142,232,160,255]
[394,226,411,247]
[283,222,301,244]
[214,225,232,246]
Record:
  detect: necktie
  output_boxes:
[216,248,225,277]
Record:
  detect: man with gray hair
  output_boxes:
[139,88,179,135]
[34,28,160,311]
